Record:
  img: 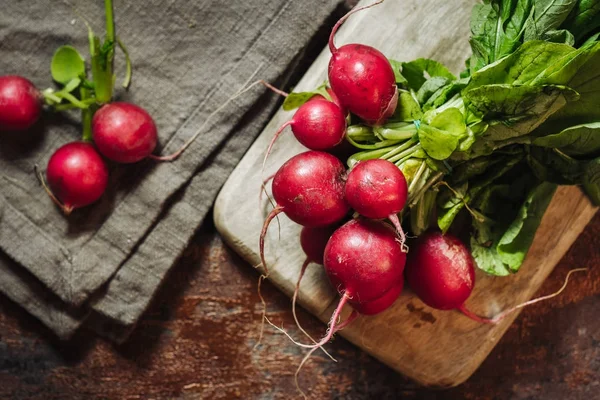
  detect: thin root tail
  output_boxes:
[259,206,284,277]
[459,268,588,324]
[34,164,73,215]
[253,274,268,350]
[328,0,385,54]
[292,259,336,361]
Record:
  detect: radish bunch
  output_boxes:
[258,1,409,362]
[0,0,162,215]
[257,1,590,396]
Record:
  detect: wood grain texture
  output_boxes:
[1,214,599,399]
[213,0,599,387]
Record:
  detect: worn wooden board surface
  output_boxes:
[213,0,598,387]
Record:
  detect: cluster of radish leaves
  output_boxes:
[43,0,131,139]
[287,0,600,277]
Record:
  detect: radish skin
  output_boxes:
[0,76,42,131]
[345,159,408,249]
[404,231,586,324]
[327,0,397,125]
[42,142,109,214]
[405,231,475,310]
[261,99,346,185]
[259,151,349,274]
[92,102,157,163]
[324,219,406,304]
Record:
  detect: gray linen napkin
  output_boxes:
[0,0,342,339]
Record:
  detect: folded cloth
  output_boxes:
[0,250,85,339]
[0,0,342,339]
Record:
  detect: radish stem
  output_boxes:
[105,0,115,43]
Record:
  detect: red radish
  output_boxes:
[289,99,346,150]
[327,0,397,125]
[92,102,157,163]
[345,159,408,249]
[275,218,405,397]
[405,231,588,325]
[259,85,347,201]
[0,76,42,131]
[148,78,341,162]
[324,219,405,306]
[259,151,349,275]
[262,98,346,179]
[405,231,475,310]
[275,219,406,345]
[42,142,109,214]
[256,152,348,350]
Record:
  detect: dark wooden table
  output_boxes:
[0,211,598,400]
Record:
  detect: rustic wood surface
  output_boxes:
[0,213,598,399]
[1,1,599,398]
[213,0,598,387]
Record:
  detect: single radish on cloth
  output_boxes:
[345,159,408,249]
[0,76,42,131]
[327,0,397,125]
[92,102,157,163]
[41,142,109,214]
[259,151,349,276]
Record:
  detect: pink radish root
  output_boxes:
[458,268,588,324]
[149,65,280,161]
[328,0,385,54]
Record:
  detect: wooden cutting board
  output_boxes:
[213,0,598,387]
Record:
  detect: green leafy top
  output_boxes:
[51,46,86,84]
[281,83,330,111]
[41,0,133,141]
[341,0,600,277]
